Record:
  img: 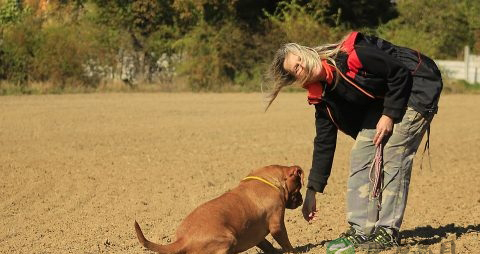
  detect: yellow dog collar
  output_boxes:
[242,176,280,191]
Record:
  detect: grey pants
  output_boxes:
[347,107,432,236]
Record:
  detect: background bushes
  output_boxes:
[0,0,479,94]
[377,0,471,59]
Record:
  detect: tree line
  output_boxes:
[0,0,479,94]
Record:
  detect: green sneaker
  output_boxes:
[358,227,399,251]
[339,226,369,246]
[326,237,355,254]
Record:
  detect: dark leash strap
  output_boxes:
[419,125,431,171]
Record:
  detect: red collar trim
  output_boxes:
[321,60,335,85]
[341,31,359,53]
[305,60,336,105]
[306,82,323,105]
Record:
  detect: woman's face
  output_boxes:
[283,52,322,84]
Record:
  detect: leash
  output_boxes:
[369,143,384,210]
[242,176,280,191]
[419,125,431,170]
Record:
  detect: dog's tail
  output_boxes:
[134,220,184,254]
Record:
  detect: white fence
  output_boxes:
[435,46,480,84]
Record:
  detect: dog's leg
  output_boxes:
[211,247,234,254]
[269,221,295,253]
[256,239,280,253]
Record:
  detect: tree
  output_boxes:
[464,0,480,53]
[172,0,280,90]
[377,0,470,59]
[0,0,23,25]
[306,0,398,29]
[92,0,175,39]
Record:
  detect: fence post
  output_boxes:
[475,67,478,84]
[464,46,470,82]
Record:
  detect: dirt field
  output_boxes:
[1,93,479,254]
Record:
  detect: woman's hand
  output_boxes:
[373,114,394,147]
[302,188,318,222]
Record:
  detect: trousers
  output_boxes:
[347,107,432,236]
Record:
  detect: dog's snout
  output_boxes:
[286,191,303,209]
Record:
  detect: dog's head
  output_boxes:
[283,165,304,209]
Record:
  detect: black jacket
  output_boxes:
[307,32,443,193]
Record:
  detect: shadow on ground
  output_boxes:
[256,241,326,254]
[401,223,480,245]
[295,241,328,253]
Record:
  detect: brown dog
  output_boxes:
[135,165,304,254]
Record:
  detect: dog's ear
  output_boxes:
[285,166,304,209]
[286,166,304,189]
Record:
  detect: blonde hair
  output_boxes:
[264,36,348,111]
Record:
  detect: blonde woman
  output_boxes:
[266,31,442,250]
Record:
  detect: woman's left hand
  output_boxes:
[373,115,394,147]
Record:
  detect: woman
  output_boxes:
[266,31,442,250]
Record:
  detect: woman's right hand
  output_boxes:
[302,188,318,222]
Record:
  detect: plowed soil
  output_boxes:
[1,93,479,253]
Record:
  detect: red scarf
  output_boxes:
[306,60,334,105]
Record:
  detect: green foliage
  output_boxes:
[377,0,470,59]
[266,1,337,46]
[0,7,115,89]
[0,0,479,94]
[0,0,23,25]
[132,0,176,36]
[464,0,480,30]
[442,79,480,94]
[31,23,106,87]
[173,0,277,91]
[463,0,480,53]
[91,0,175,38]
[145,24,178,57]
[175,20,245,90]
[0,14,40,86]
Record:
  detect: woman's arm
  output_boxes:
[303,105,338,221]
[355,45,412,145]
[355,46,413,121]
[308,105,338,193]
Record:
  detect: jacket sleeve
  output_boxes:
[355,46,412,120]
[308,105,337,193]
